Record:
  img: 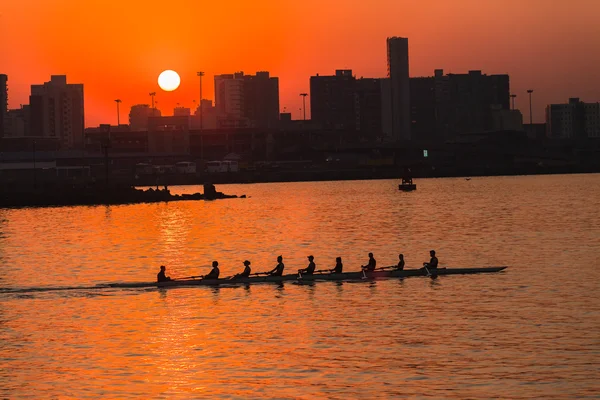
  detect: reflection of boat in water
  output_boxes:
[155,266,507,288]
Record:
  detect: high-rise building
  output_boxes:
[214,71,279,128]
[242,71,279,128]
[29,75,84,149]
[433,69,510,138]
[387,37,411,141]
[5,105,31,137]
[355,78,383,140]
[0,74,7,137]
[129,104,161,131]
[409,77,437,143]
[546,98,600,139]
[215,73,244,119]
[310,69,357,130]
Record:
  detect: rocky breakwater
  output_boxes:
[0,183,245,208]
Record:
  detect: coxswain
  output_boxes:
[330,257,343,274]
[397,254,405,270]
[362,253,377,271]
[232,260,252,279]
[157,265,172,282]
[298,255,316,275]
[423,250,438,270]
[204,261,220,279]
[267,255,285,276]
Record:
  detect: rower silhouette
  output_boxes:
[298,255,316,275]
[423,250,438,270]
[232,260,252,279]
[267,255,285,276]
[397,254,405,270]
[205,261,220,279]
[362,253,377,271]
[157,265,172,282]
[330,257,343,274]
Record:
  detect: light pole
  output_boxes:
[197,72,204,130]
[300,93,308,121]
[510,94,517,110]
[527,89,534,126]
[115,99,122,125]
[149,92,156,109]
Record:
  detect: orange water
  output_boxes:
[1,175,599,398]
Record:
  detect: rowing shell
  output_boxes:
[156,266,507,288]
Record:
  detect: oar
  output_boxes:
[361,267,368,279]
[314,269,333,275]
[422,264,431,277]
[172,275,204,281]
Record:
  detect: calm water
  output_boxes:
[1,175,599,399]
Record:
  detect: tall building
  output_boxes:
[355,78,383,140]
[435,69,510,138]
[129,104,161,131]
[214,73,244,119]
[310,69,357,130]
[214,71,279,128]
[243,71,280,128]
[387,37,411,141]
[546,98,600,139]
[0,74,7,137]
[409,77,437,143]
[5,105,31,137]
[29,75,84,149]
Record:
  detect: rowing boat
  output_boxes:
[156,266,507,288]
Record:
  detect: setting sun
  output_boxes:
[158,70,181,92]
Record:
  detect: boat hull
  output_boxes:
[157,266,507,288]
[399,184,417,191]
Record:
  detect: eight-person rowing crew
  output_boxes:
[157,250,439,282]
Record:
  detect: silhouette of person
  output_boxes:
[204,261,220,279]
[423,250,438,269]
[298,255,316,275]
[234,260,252,278]
[268,256,285,276]
[331,257,343,274]
[397,254,405,270]
[362,253,377,271]
[157,265,171,282]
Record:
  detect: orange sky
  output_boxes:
[1,0,599,127]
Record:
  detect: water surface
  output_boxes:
[1,175,599,398]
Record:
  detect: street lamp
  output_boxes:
[197,72,205,130]
[115,99,122,125]
[299,93,308,121]
[149,92,156,109]
[527,89,534,126]
[510,94,517,110]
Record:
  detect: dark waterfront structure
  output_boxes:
[214,71,279,129]
[408,70,511,143]
[546,98,600,140]
[409,77,437,144]
[433,69,510,139]
[243,71,280,129]
[29,75,85,150]
[356,78,384,141]
[310,69,357,131]
[387,37,411,141]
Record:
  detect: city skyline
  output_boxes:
[2,0,600,127]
